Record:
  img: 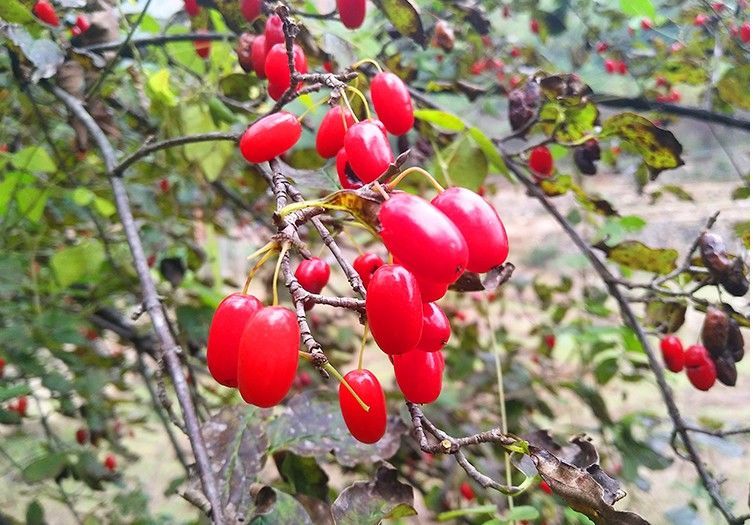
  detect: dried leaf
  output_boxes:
[331,466,416,525]
[450,263,515,292]
[508,81,542,132]
[375,0,425,46]
[645,300,686,333]
[249,487,314,525]
[717,65,750,111]
[596,240,678,275]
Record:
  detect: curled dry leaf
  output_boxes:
[508,80,542,132]
[699,232,733,280]
[449,262,515,292]
[330,466,416,525]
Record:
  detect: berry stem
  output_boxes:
[277,199,326,217]
[324,362,370,412]
[386,167,446,193]
[341,92,359,123]
[357,323,369,370]
[272,241,290,306]
[242,248,278,295]
[345,86,372,120]
[341,228,364,255]
[297,95,331,122]
[351,58,383,73]
[246,240,277,261]
[371,182,391,201]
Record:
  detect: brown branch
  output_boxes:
[77,32,234,54]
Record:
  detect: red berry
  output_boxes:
[264,43,308,91]
[264,15,285,53]
[544,334,556,350]
[343,120,394,183]
[193,30,211,59]
[33,0,60,26]
[238,306,300,407]
[267,81,287,101]
[460,482,475,501]
[316,106,356,158]
[740,22,750,43]
[295,257,330,293]
[685,345,717,391]
[239,112,302,163]
[339,369,387,443]
[668,88,681,103]
[528,146,554,177]
[539,480,553,494]
[431,187,509,274]
[640,18,652,31]
[503,5,511,18]
[76,428,88,445]
[12,396,28,417]
[415,275,448,302]
[694,14,709,26]
[481,35,493,47]
[379,193,468,284]
[416,303,451,353]
[104,454,117,471]
[604,59,617,74]
[184,0,200,17]
[159,178,170,193]
[207,293,263,387]
[470,59,486,75]
[510,46,521,58]
[353,252,384,288]
[0,357,5,377]
[323,60,334,73]
[596,41,609,53]
[655,76,669,88]
[370,72,415,136]
[530,19,540,34]
[616,60,628,75]
[336,148,362,189]
[251,36,267,78]
[240,0,261,22]
[73,15,90,35]
[366,265,423,355]
[337,0,367,29]
[712,2,725,11]
[393,349,444,403]
[660,335,684,373]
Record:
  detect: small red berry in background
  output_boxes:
[184,0,200,17]
[655,76,669,88]
[239,112,302,163]
[240,0,262,22]
[470,59,486,75]
[604,59,617,74]
[544,334,556,350]
[712,1,726,10]
[502,5,511,18]
[293,371,312,389]
[510,46,521,58]
[595,41,608,53]
[10,396,28,417]
[668,89,681,103]
[694,14,709,27]
[539,480,553,494]
[336,0,367,29]
[530,19,540,34]
[660,335,685,373]
[640,18,652,31]
[481,35,493,48]
[0,357,5,377]
[528,145,554,178]
[616,60,628,75]
[193,30,211,59]
[104,454,117,471]
[71,15,90,37]
[460,481,475,501]
[323,60,334,73]
[294,257,330,294]
[33,0,60,26]
[159,178,170,193]
[353,252,384,288]
[740,22,750,43]
[76,428,88,445]
[685,345,717,391]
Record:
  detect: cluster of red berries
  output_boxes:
[7,395,28,417]
[660,335,717,391]
[654,77,681,103]
[604,58,628,75]
[183,0,216,59]
[32,0,90,37]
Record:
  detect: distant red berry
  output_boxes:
[604,59,617,74]
[470,59,486,75]
[510,46,521,58]
[740,22,750,43]
[595,41,609,53]
[502,5,511,18]
[712,2,726,11]
[694,14,709,26]
[184,0,200,17]
[104,454,117,471]
[655,76,669,88]
[668,89,681,102]
[0,357,5,377]
[11,396,28,417]
[481,35,493,48]
[540,480,553,494]
[544,334,556,349]
[323,60,334,73]
[528,146,554,178]
[71,15,90,36]
[193,30,211,59]
[616,60,628,75]
[240,0,262,22]
[33,0,60,26]
[530,19,540,34]
[76,428,88,445]
[159,178,170,193]
[460,481,474,501]
[640,18,652,31]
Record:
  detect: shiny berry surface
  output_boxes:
[660,335,685,373]
[528,145,554,177]
[294,257,330,293]
[239,112,302,163]
[251,36,267,78]
[267,81,287,101]
[685,344,716,391]
[416,303,451,353]
[336,148,362,189]
[207,293,262,387]
[431,187,509,273]
[379,193,468,284]
[316,106,356,158]
[393,349,444,404]
[353,252,384,288]
[339,369,387,443]
[33,0,60,26]
[366,265,423,355]
[336,0,366,29]
[370,72,415,136]
[343,121,394,183]
[238,306,300,407]
[415,274,448,302]
[73,15,90,35]
[240,0,262,22]
[264,43,308,90]
[264,15,285,52]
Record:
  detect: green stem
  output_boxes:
[387,167,445,193]
[357,323,369,370]
[242,248,277,295]
[324,363,370,412]
[272,242,290,306]
[345,86,372,120]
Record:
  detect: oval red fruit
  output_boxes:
[370,72,415,135]
[415,274,448,302]
[393,349,444,403]
[431,187,509,273]
[316,106,356,158]
[379,193,468,284]
[268,81,287,101]
[353,252,384,288]
[337,0,366,29]
[264,15,285,52]
[336,148,362,189]
[193,31,211,59]
[265,43,308,90]
[540,480,553,494]
[251,36,267,78]
[530,19,540,34]
[239,112,302,163]
[33,0,60,26]
[416,303,451,353]
[660,335,684,373]
[74,15,90,35]
[684,344,716,391]
[184,0,200,17]
[640,18,652,31]
[366,265,423,355]
[339,369,387,443]
[0,357,5,377]
[343,121,394,183]
[740,22,750,43]
[238,306,300,407]
[104,454,117,471]
[240,0,262,22]
[207,293,263,387]
[528,145,554,177]
[295,257,330,293]
[460,481,474,501]
[76,428,88,445]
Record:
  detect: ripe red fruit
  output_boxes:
[685,344,717,391]
[295,257,330,293]
[415,275,448,302]
[530,19,540,34]
[339,369,387,443]
[712,2,725,11]
[193,30,211,59]
[668,89,681,103]
[264,43,308,90]
[11,396,28,417]
[540,480,553,494]
[694,14,709,26]
[240,0,261,22]
[337,0,367,29]
[104,454,117,471]
[660,335,684,373]
[655,76,669,88]
[353,252,384,288]
[379,193,468,284]
[33,0,60,26]
[76,428,88,445]
[0,357,5,377]
[251,36,267,78]
[264,15,285,52]
[510,46,521,58]
[470,59,486,75]
[366,265,423,355]
[544,334,556,350]
[431,187,509,273]
[503,5,511,18]
[616,60,628,75]
[640,18,652,31]
[740,22,750,43]
[323,60,334,73]
[371,72,415,135]
[343,120,394,183]
[460,482,474,501]
[71,15,90,36]
[238,306,300,407]
[336,148,362,189]
[416,303,451,353]
[207,293,263,387]
[316,106,356,158]
[268,81,287,101]
[528,146,554,177]
[604,59,617,74]
[184,0,200,17]
[393,349,444,403]
[596,41,609,53]
[239,112,302,163]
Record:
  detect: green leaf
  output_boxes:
[733,221,750,249]
[501,506,540,521]
[50,240,106,288]
[0,0,34,23]
[645,300,687,333]
[15,187,49,223]
[93,197,116,217]
[376,0,425,46]
[540,101,599,143]
[249,488,314,524]
[0,384,32,403]
[619,0,655,19]
[438,134,488,190]
[597,240,678,275]
[274,452,329,500]
[23,452,68,483]
[25,499,45,525]
[0,172,22,215]
[438,505,497,521]
[601,113,683,178]
[717,65,750,110]
[146,69,178,107]
[331,466,416,525]
[12,146,56,173]
[413,109,465,131]
[468,127,511,178]
[71,187,94,206]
